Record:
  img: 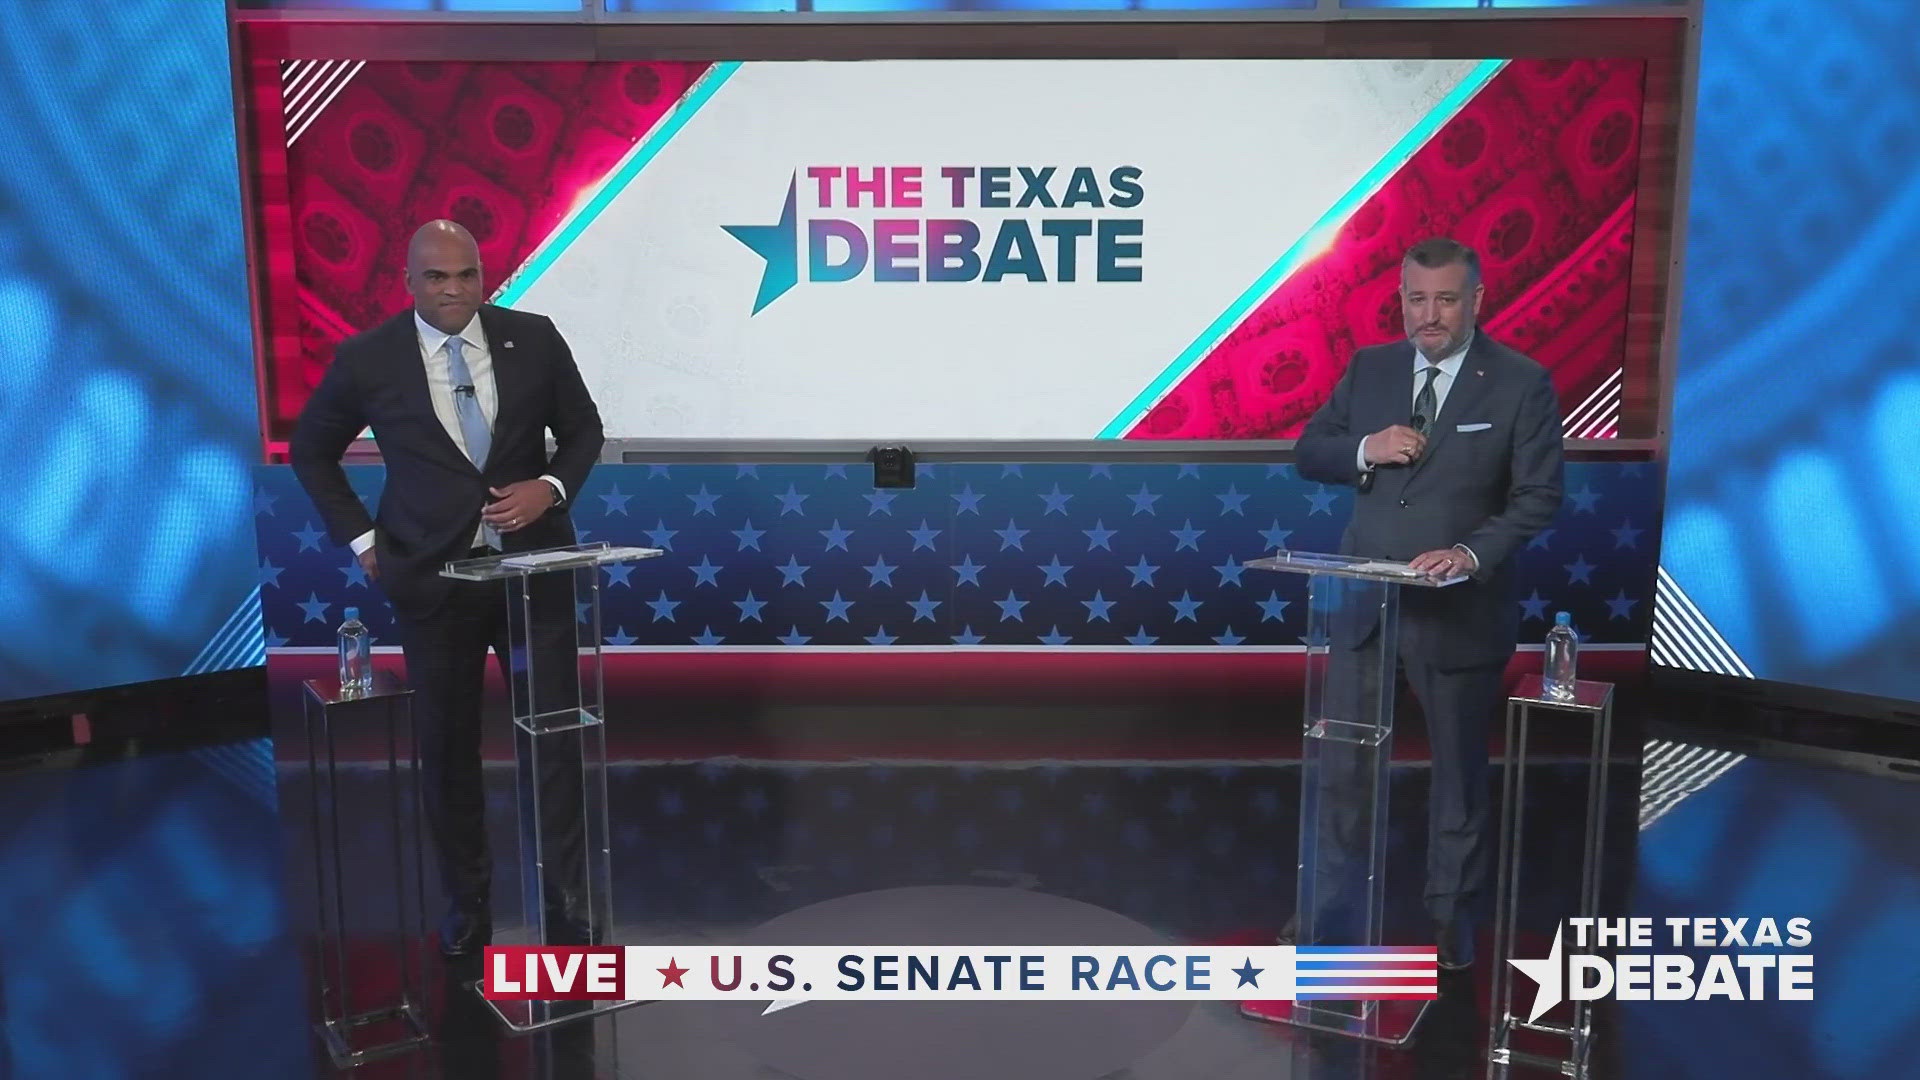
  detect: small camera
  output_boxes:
[867,445,915,489]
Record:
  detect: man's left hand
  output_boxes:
[484,481,557,533]
[1409,547,1472,579]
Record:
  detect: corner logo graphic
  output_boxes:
[1508,925,1568,1022]
[721,176,801,314]
[1508,917,1814,1019]
[724,166,1147,314]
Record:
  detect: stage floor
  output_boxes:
[1,653,1910,1078]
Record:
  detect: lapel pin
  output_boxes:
[1475,369,1484,376]
[504,340,515,349]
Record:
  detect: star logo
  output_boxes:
[658,958,690,989]
[1232,958,1264,989]
[722,175,800,314]
[1508,926,1565,1023]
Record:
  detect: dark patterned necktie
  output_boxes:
[1412,364,1442,435]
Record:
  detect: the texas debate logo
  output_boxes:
[1508,916,1814,1020]
[723,165,1145,313]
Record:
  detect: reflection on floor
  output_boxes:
[2,655,1915,1079]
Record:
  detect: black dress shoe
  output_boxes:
[1277,912,1363,947]
[1435,917,1475,971]
[543,889,597,947]
[441,901,492,959]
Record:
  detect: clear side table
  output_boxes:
[301,672,431,1068]
[1487,674,1615,1078]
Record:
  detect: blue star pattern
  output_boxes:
[256,461,1655,648]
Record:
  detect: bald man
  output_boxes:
[292,221,605,958]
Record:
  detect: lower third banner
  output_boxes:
[483,945,1439,1013]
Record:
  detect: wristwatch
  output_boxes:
[543,478,566,508]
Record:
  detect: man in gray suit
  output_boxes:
[1294,238,1565,968]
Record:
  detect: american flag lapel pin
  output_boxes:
[504,340,515,349]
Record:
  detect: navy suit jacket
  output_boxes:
[291,304,605,622]
[1294,331,1564,669]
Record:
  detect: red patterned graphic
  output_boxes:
[255,61,712,444]
[1128,59,1647,441]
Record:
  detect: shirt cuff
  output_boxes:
[349,530,375,557]
[1355,440,1373,475]
[1452,543,1480,572]
[539,475,567,506]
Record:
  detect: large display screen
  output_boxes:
[1655,0,1920,706]
[254,56,1653,445]
[0,0,261,704]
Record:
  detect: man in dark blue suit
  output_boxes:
[291,220,605,957]
[1294,238,1564,968]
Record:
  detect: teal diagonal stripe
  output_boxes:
[1096,59,1507,439]
[494,61,743,307]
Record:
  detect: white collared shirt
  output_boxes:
[414,310,499,462]
[1410,333,1471,422]
[1355,334,1473,477]
[348,311,566,556]
[1353,333,1480,571]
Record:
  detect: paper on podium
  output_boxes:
[497,545,659,570]
[500,550,586,569]
[1350,560,1469,586]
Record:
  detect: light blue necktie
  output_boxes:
[444,335,498,548]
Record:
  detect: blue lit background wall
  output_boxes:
[1657,0,1920,704]
[0,1,262,703]
[1345,1,1679,8]
[0,744,304,1078]
[1628,758,1920,1078]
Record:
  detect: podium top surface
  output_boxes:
[1242,550,1466,588]
[440,542,664,581]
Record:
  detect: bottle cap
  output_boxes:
[344,606,359,621]
[1554,611,1571,626]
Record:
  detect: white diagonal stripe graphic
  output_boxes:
[1563,368,1622,437]
[1652,565,1755,677]
[282,59,346,127]
[1562,368,1620,432]
[289,62,365,147]
[183,586,264,676]
[1639,738,1746,830]
[1570,390,1620,439]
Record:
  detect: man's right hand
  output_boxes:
[1363,424,1428,466]
[357,548,380,582]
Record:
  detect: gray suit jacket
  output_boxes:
[1294,331,1564,668]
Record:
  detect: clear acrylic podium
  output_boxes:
[1239,550,1465,1046]
[439,541,662,1034]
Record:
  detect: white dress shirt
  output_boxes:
[1354,333,1480,570]
[349,312,566,556]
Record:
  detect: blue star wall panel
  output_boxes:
[257,462,1655,650]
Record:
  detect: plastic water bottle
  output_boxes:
[1543,611,1578,701]
[338,606,372,699]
